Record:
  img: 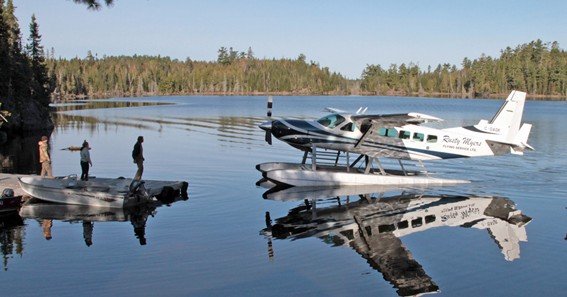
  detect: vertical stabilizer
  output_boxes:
[489,90,526,141]
[475,90,526,142]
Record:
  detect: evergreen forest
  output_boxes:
[0,0,53,132]
[48,40,567,100]
[361,40,567,99]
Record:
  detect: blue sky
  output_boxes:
[14,0,567,78]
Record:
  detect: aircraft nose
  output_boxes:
[259,121,272,132]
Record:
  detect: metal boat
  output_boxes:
[18,175,187,208]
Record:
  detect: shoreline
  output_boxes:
[58,91,567,101]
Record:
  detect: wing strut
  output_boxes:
[355,122,375,148]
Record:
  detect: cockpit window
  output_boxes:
[317,114,346,129]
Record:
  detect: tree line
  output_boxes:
[47,40,567,100]
[47,49,351,99]
[361,40,567,99]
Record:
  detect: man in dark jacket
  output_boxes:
[132,136,144,180]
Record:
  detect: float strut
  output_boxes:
[375,158,386,175]
[311,143,317,171]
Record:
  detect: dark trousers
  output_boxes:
[81,161,89,181]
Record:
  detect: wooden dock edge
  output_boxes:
[0,173,29,198]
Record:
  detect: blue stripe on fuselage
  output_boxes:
[361,141,466,159]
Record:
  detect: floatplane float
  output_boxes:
[18,175,188,208]
[257,90,533,187]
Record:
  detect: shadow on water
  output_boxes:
[0,194,187,270]
[0,131,53,174]
[260,185,531,296]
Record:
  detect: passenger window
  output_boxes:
[397,220,409,229]
[427,135,438,143]
[378,224,396,233]
[339,230,355,240]
[340,122,356,132]
[425,215,436,224]
[411,218,423,228]
[413,132,425,142]
[378,128,398,137]
[386,129,398,137]
[399,130,411,139]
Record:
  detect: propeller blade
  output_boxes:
[265,130,272,145]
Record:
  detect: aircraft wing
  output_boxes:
[323,107,347,114]
[351,112,443,126]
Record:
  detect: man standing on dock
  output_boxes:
[132,136,144,180]
[38,136,53,177]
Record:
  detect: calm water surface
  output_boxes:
[0,95,566,296]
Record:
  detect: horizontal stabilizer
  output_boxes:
[490,123,533,155]
[515,123,534,151]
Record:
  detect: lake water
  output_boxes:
[0,95,565,296]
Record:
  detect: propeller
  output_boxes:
[262,96,273,145]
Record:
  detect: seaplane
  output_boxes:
[257,90,533,187]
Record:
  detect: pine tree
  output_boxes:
[4,0,31,102]
[73,0,114,10]
[26,14,50,106]
[0,0,11,98]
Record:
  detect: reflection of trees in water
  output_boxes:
[51,101,168,133]
[55,109,266,149]
[0,132,49,174]
[0,198,177,271]
[0,213,25,271]
[53,101,168,112]
[53,113,155,134]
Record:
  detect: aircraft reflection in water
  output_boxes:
[18,195,187,246]
[260,185,531,296]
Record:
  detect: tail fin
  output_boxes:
[475,90,526,142]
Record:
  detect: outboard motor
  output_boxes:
[128,180,149,199]
[2,188,14,198]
